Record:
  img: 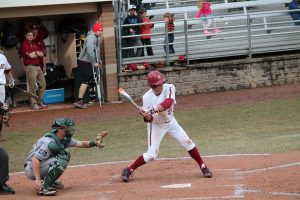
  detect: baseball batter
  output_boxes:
[24,118,108,196]
[121,71,212,182]
[0,52,15,141]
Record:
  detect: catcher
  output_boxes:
[24,118,108,196]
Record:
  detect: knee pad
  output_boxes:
[56,151,71,171]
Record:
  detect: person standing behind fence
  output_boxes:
[123,5,144,58]
[139,8,154,57]
[74,22,103,109]
[288,0,300,25]
[195,0,221,35]
[163,12,175,54]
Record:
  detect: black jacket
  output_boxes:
[123,15,143,35]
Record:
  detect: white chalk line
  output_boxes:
[243,189,300,197]
[239,162,300,174]
[11,153,270,175]
[160,196,244,200]
[269,192,300,197]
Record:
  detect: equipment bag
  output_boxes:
[1,23,18,48]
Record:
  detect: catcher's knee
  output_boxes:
[56,153,71,171]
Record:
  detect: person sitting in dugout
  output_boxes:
[24,118,108,196]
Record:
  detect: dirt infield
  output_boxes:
[3,83,300,199]
[4,150,300,200]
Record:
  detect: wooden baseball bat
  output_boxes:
[14,85,39,100]
[3,84,39,100]
[118,88,140,109]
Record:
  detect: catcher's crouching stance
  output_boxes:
[24,118,108,196]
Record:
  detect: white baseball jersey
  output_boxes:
[141,83,196,163]
[142,83,176,124]
[0,54,11,102]
[0,54,11,85]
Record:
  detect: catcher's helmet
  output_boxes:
[51,118,75,136]
[146,71,166,87]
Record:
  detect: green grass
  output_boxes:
[2,97,300,172]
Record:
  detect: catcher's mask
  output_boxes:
[51,118,75,137]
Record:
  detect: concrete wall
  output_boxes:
[118,53,300,101]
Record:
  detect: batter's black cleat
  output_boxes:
[201,164,213,178]
[121,167,133,182]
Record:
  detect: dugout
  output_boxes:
[0,0,119,106]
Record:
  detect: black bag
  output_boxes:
[45,63,67,87]
[1,23,18,48]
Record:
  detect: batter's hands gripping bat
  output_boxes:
[118,88,140,109]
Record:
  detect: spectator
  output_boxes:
[32,25,48,75]
[130,0,143,12]
[196,0,221,34]
[129,0,152,14]
[139,7,154,57]
[0,148,15,195]
[74,22,103,109]
[163,12,175,54]
[0,52,14,141]
[123,5,144,58]
[288,0,300,25]
[19,29,47,110]
[24,118,108,196]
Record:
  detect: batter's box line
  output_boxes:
[244,189,300,198]
[238,161,300,174]
[10,153,271,175]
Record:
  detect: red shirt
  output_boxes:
[19,39,40,65]
[34,38,46,68]
[165,17,175,33]
[140,17,154,39]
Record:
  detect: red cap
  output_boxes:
[178,55,186,61]
[92,22,103,32]
[129,64,138,71]
[143,62,151,69]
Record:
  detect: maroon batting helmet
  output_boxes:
[147,71,166,87]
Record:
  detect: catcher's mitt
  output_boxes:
[0,102,11,127]
[96,130,109,148]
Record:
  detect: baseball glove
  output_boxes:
[0,102,11,127]
[96,131,109,148]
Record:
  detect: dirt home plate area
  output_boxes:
[3,84,300,200]
[4,151,300,200]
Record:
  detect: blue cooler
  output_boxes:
[44,88,64,104]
